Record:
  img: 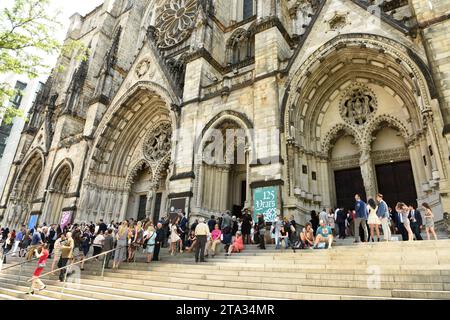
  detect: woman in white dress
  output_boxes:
[367,198,381,242]
[169,217,183,255]
[422,202,438,240]
[396,202,414,241]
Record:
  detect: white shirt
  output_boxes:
[93,234,105,246]
[334,208,340,220]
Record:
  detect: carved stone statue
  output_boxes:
[340,83,377,125]
[359,148,376,199]
[143,123,172,162]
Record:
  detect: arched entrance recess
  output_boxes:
[5,150,44,227]
[79,81,176,223]
[194,112,253,218]
[284,34,442,214]
[44,161,72,225]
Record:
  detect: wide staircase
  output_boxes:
[0,239,450,300]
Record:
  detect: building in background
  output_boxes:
[0,0,449,232]
[0,74,44,202]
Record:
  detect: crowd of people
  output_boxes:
[308,193,439,245]
[0,193,441,294]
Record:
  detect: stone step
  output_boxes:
[101,261,450,273]
[391,289,450,299]
[0,273,280,301]
[0,276,140,300]
[76,270,449,291]
[0,273,194,301]
[3,268,446,300]
[155,256,450,265]
[96,268,450,284]
[0,287,55,300]
[5,264,450,286]
[0,240,447,300]
[0,272,422,300]
[0,281,94,301]
[0,292,24,300]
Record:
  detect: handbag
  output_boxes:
[38,262,46,268]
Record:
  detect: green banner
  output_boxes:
[253,186,278,222]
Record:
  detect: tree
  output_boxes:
[0,0,85,125]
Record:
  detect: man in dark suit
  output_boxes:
[179,212,188,249]
[336,207,347,239]
[153,223,165,261]
[98,219,108,234]
[408,205,423,241]
[393,210,408,241]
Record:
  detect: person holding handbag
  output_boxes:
[28,244,49,295]
[144,225,157,263]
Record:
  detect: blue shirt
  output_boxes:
[355,200,368,219]
[16,231,23,242]
[376,200,389,218]
[31,232,42,245]
[317,226,332,238]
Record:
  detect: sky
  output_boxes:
[1,0,104,81]
[45,0,104,69]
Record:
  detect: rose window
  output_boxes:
[154,0,198,50]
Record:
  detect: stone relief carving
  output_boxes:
[143,122,172,163]
[136,59,154,78]
[154,0,198,50]
[328,13,348,31]
[359,147,377,198]
[340,82,377,125]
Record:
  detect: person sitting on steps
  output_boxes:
[225,231,244,257]
[314,220,333,250]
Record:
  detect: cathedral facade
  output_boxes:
[1,0,450,229]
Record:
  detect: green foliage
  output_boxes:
[0,0,87,125]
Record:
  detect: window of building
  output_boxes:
[227,28,255,65]
[0,81,27,158]
[302,165,308,174]
[243,0,254,20]
[312,171,317,181]
[423,155,427,166]
[10,81,27,108]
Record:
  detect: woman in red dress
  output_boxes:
[28,244,49,295]
[225,231,244,256]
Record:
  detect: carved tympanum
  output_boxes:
[143,123,172,162]
[340,83,377,125]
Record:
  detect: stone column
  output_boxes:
[419,137,432,181]
[359,148,377,200]
[119,191,130,222]
[222,166,230,211]
[245,148,251,208]
[196,164,204,208]
[146,182,158,219]
[408,143,425,199]
[319,158,331,208]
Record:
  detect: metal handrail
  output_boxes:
[31,245,127,282]
[1,251,84,272]
[1,255,40,272]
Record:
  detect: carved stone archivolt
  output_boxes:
[340,82,377,126]
[154,0,198,50]
[143,122,172,162]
